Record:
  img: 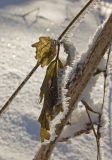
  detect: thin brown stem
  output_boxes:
[96,44,111,160]
[57,0,95,41]
[0,0,95,118]
[82,100,101,160]
[0,62,40,116]
[82,100,97,138]
[81,100,100,115]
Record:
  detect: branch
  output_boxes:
[82,100,98,138]
[0,0,95,117]
[59,128,92,142]
[58,0,95,40]
[0,63,39,116]
[59,102,100,142]
[96,44,111,160]
[33,14,112,160]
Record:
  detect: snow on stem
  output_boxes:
[34,13,112,160]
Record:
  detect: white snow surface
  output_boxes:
[0,0,112,160]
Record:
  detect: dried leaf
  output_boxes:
[38,59,64,141]
[39,59,63,103]
[32,37,56,67]
[40,128,50,142]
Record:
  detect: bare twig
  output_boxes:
[96,44,111,160]
[82,100,98,138]
[59,100,101,142]
[81,100,100,115]
[82,100,101,160]
[0,63,39,116]
[59,129,91,142]
[0,0,95,117]
[58,0,95,40]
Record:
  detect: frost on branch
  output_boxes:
[50,22,108,142]
[36,40,78,142]
[49,41,78,141]
[37,19,109,143]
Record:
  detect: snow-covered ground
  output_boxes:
[0,0,112,160]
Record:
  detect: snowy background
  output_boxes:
[0,0,112,160]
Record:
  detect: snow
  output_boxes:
[0,0,112,160]
[57,24,108,142]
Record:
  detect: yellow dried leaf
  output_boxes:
[40,128,50,142]
[39,60,63,103]
[32,37,56,67]
[47,59,63,77]
[38,59,64,142]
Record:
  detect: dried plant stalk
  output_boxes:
[33,14,112,160]
[0,0,95,117]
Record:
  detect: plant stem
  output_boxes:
[82,100,97,138]
[58,0,95,41]
[96,44,111,160]
[0,0,95,117]
[0,62,39,116]
[82,100,100,160]
[34,14,112,160]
